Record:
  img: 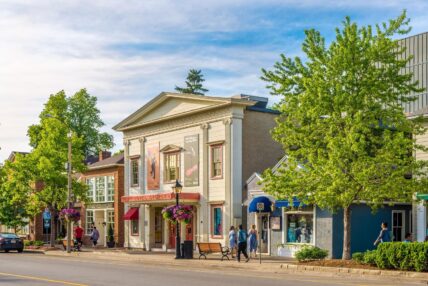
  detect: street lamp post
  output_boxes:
[172,180,183,259]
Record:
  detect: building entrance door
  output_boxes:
[392,210,405,241]
[169,222,176,249]
[154,208,163,248]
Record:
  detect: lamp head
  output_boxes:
[172,180,183,194]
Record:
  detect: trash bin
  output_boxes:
[182,240,193,259]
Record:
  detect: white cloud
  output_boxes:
[0,0,427,160]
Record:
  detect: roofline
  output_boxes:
[398,31,428,41]
[245,172,262,185]
[87,163,124,171]
[112,92,256,131]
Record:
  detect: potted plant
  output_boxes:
[106,224,115,248]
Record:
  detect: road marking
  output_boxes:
[0,272,88,286]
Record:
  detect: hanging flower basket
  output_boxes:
[162,205,193,224]
[59,208,80,222]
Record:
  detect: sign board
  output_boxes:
[270,216,281,230]
[256,202,265,211]
[43,209,51,220]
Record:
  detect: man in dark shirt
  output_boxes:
[374,222,391,246]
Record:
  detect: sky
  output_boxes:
[1,0,428,161]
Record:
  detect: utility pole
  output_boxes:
[66,131,72,253]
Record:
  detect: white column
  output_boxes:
[416,201,426,242]
[230,117,243,224]
[124,140,130,248]
[200,123,209,242]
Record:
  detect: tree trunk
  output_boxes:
[49,208,56,247]
[342,206,351,260]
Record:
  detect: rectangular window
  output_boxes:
[107,176,115,202]
[86,178,94,202]
[392,210,405,241]
[131,220,139,236]
[164,152,180,182]
[285,208,314,244]
[86,210,94,235]
[131,159,139,186]
[95,177,105,202]
[107,210,115,239]
[211,205,223,237]
[210,145,223,179]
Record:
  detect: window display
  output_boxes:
[286,212,313,244]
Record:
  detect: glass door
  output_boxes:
[154,208,163,247]
[392,210,405,241]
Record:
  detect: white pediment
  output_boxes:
[136,97,219,125]
[113,92,257,131]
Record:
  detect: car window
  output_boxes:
[0,233,19,239]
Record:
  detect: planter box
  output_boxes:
[277,244,306,258]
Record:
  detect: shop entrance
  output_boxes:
[256,214,269,254]
[154,207,163,248]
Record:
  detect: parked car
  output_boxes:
[0,233,24,253]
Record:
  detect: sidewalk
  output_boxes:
[37,247,428,281]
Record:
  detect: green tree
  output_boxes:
[175,69,209,95]
[261,11,428,260]
[26,89,110,245]
[0,154,34,233]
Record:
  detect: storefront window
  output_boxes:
[285,209,314,244]
[107,176,114,202]
[211,205,223,237]
[86,210,94,235]
[131,220,139,236]
[210,145,223,178]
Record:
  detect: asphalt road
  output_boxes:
[0,252,426,286]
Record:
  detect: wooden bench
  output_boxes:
[197,242,230,261]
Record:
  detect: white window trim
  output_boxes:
[87,176,115,203]
[282,207,315,245]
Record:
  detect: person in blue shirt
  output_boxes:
[228,226,237,258]
[237,224,249,262]
[403,233,412,243]
[374,222,391,246]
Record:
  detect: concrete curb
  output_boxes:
[280,263,428,279]
[39,250,428,280]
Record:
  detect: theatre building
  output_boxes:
[113,92,282,250]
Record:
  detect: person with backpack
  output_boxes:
[374,222,391,246]
[237,224,249,262]
[90,226,100,248]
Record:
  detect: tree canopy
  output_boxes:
[261,11,428,259]
[175,69,209,95]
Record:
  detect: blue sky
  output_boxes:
[1,0,427,160]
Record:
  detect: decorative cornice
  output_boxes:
[223,118,232,125]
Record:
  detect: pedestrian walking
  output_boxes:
[90,226,100,248]
[248,224,258,258]
[237,224,249,263]
[74,224,84,251]
[373,222,391,246]
[228,226,237,258]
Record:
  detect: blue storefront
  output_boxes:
[246,172,413,258]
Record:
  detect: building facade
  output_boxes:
[400,32,428,242]
[113,92,283,250]
[246,156,412,259]
[78,152,125,247]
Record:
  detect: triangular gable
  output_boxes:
[113,92,255,131]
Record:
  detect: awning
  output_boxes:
[248,196,273,213]
[275,197,304,208]
[123,207,139,220]
[416,193,428,200]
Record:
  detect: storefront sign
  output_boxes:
[122,192,200,203]
[184,135,199,187]
[270,216,281,230]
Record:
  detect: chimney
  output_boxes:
[99,150,111,161]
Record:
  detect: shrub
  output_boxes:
[375,242,428,272]
[363,250,377,266]
[24,240,33,247]
[352,252,364,263]
[295,246,328,262]
[34,240,44,247]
